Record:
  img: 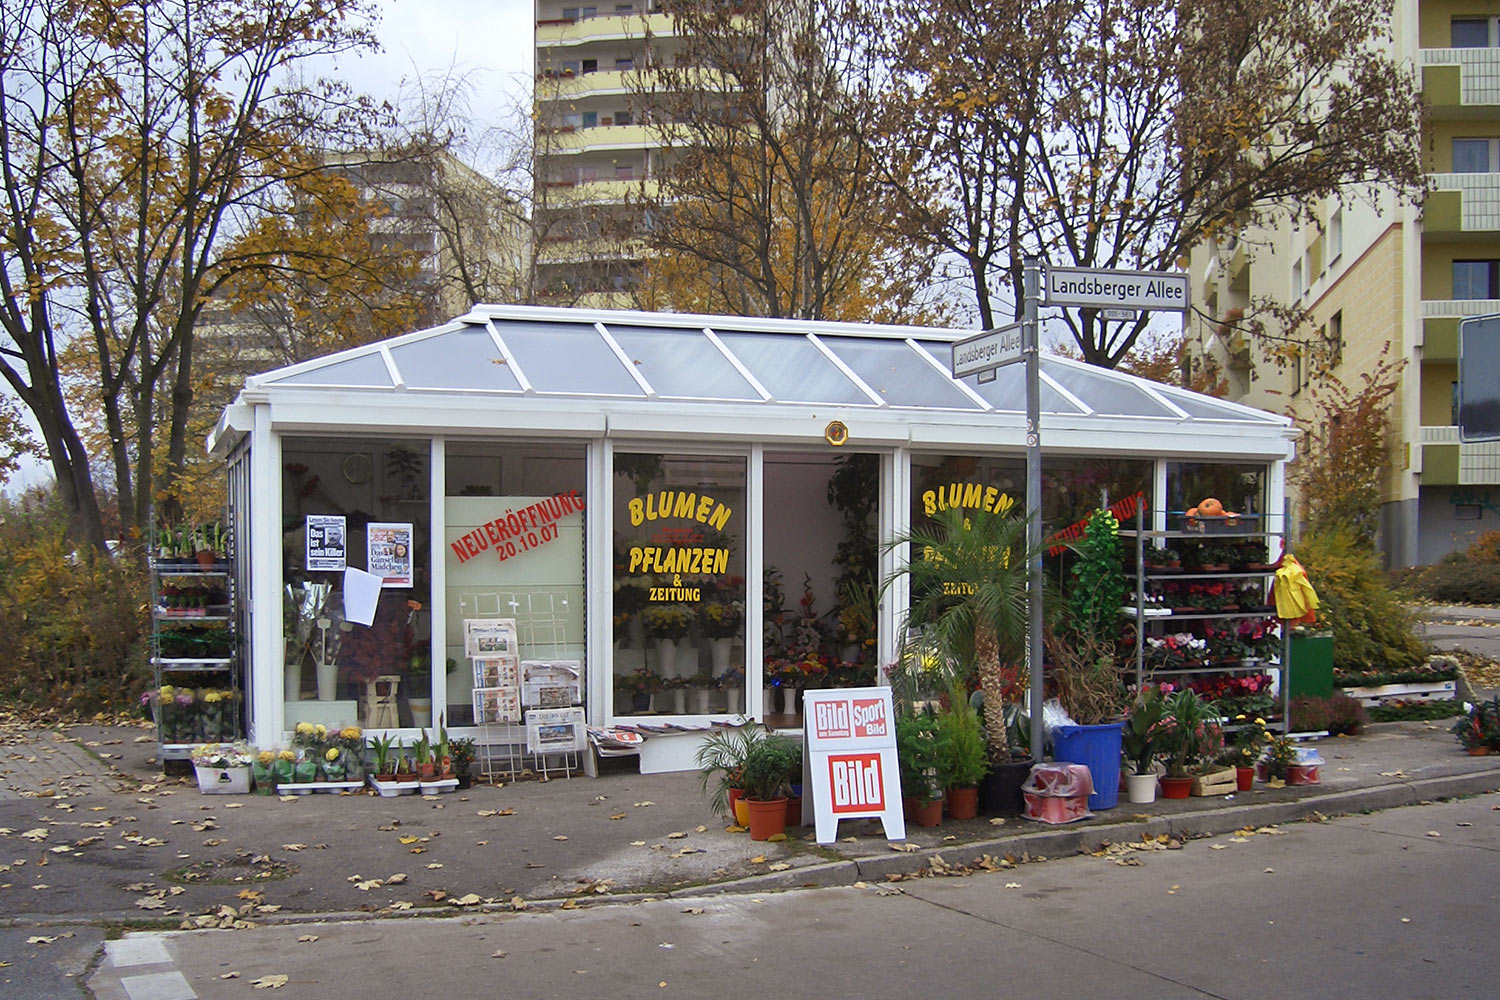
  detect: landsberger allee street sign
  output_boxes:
[1045,265,1190,313]
[951,322,1024,381]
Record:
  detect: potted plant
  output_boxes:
[1228,714,1272,789]
[1122,685,1170,803]
[412,729,435,779]
[1452,697,1499,755]
[696,724,766,824]
[882,505,1037,816]
[1260,733,1298,783]
[252,750,276,794]
[450,736,477,788]
[1144,545,1181,571]
[936,689,988,820]
[897,710,944,827]
[1157,688,1223,797]
[740,737,800,840]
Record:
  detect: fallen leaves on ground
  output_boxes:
[252,974,289,989]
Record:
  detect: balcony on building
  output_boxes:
[1422,41,1500,117]
[1419,425,1500,485]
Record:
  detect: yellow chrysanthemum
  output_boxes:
[295,722,314,735]
[325,747,340,762]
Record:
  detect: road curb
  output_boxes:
[675,768,1500,898]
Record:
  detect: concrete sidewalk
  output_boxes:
[1,717,1497,931]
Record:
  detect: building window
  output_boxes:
[1453,259,1500,299]
[615,56,634,71]
[616,110,633,126]
[581,110,598,128]
[1456,504,1483,520]
[1452,17,1497,47]
[562,6,578,19]
[1453,138,1500,173]
[1327,310,1343,367]
[1291,348,1303,396]
[1328,207,1342,262]
[1292,259,1304,298]
[582,58,598,74]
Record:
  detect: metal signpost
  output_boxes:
[952,260,1189,761]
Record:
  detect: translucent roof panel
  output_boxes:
[274,352,393,388]
[498,320,644,396]
[1045,363,1178,418]
[825,338,982,409]
[914,341,1082,414]
[714,331,871,404]
[603,324,761,400]
[389,326,521,392]
[1153,387,1282,423]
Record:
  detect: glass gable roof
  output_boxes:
[248,307,1289,432]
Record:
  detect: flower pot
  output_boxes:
[782,686,800,716]
[195,549,217,567]
[630,691,653,713]
[913,797,943,827]
[316,659,337,701]
[655,637,679,678]
[1160,775,1193,799]
[1235,766,1255,790]
[724,686,741,715]
[251,763,275,794]
[1467,746,1491,756]
[978,756,1035,816]
[946,786,979,820]
[727,787,746,825]
[745,797,788,841]
[1126,771,1158,804]
[284,658,303,702]
[671,688,687,715]
[710,637,733,674]
[764,686,778,716]
[408,696,432,728]
[1053,721,1125,810]
[784,795,803,826]
[195,765,251,794]
[1286,762,1320,785]
[693,688,714,714]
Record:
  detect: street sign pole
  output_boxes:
[1023,256,1045,762]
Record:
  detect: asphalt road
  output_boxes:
[82,791,1500,1000]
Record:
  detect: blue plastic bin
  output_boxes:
[1052,721,1124,810]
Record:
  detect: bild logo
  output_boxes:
[828,753,884,813]
[851,698,887,738]
[813,699,853,740]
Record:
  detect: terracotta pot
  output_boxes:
[417,763,437,779]
[1160,776,1193,799]
[745,797,788,841]
[946,786,979,820]
[1467,746,1491,756]
[913,797,943,827]
[784,795,803,826]
[1235,766,1255,790]
[195,549,217,567]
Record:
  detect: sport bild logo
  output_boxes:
[813,698,889,741]
[828,753,884,813]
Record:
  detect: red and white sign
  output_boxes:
[804,687,905,844]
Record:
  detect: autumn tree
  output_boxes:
[858,0,1425,362]
[0,0,382,550]
[630,0,940,322]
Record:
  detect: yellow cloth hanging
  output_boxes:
[1273,554,1320,624]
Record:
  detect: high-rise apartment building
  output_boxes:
[533,1,684,307]
[1189,2,1500,567]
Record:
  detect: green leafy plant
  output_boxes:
[1122,685,1171,776]
[695,724,766,817]
[1227,714,1272,768]
[1158,688,1222,778]
[740,737,801,802]
[370,732,399,775]
[896,710,943,801]
[883,506,1035,763]
[1066,509,1127,646]
[449,736,477,776]
[1451,696,1500,752]
[1294,527,1424,672]
[936,688,989,789]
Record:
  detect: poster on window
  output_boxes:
[306,514,347,572]
[367,522,413,587]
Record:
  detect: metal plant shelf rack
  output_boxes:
[149,547,244,760]
[1122,509,1292,733]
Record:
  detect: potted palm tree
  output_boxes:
[883,505,1037,816]
[696,724,766,825]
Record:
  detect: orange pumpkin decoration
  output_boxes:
[1197,497,1225,517]
[1185,506,1199,527]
